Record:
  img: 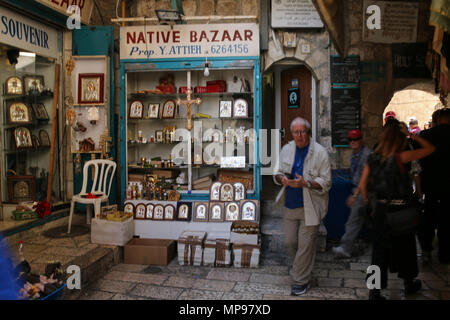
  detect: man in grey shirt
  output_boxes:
[332,130,372,258]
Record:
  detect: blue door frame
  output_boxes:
[119,57,262,206]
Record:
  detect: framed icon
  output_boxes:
[129,100,144,119]
[31,103,49,120]
[225,202,240,222]
[153,204,164,220]
[31,134,40,148]
[5,76,23,95]
[134,203,146,220]
[209,202,224,222]
[78,73,104,104]
[240,200,258,222]
[176,202,192,221]
[124,203,134,216]
[147,103,160,119]
[219,183,234,202]
[233,182,246,201]
[219,100,232,118]
[13,127,33,149]
[210,181,221,201]
[162,100,176,119]
[23,75,44,94]
[146,203,154,220]
[155,130,164,143]
[193,202,209,222]
[39,130,50,147]
[233,98,248,118]
[8,102,31,124]
[7,175,35,203]
[164,204,176,220]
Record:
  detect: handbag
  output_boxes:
[386,205,420,236]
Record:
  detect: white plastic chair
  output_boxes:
[67,159,117,234]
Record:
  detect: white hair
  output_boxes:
[290,117,311,133]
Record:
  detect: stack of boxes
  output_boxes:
[230,221,261,268]
[177,231,206,266]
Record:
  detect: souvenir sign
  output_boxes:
[193,202,209,222]
[240,200,258,222]
[13,127,33,149]
[233,182,246,201]
[39,130,50,147]
[7,176,35,203]
[146,203,154,219]
[233,98,248,117]
[177,202,192,221]
[31,135,40,148]
[8,102,31,124]
[164,204,176,220]
[162,100,176,119]
[153,204,164,220]
[155,130,164,143]
[129,100,144,119]
[135,203,146,220]
[219,100,232,118]
[124,203,135,216]
[78,73,104,104]
[209,202,224,222]
[31,103,49,121]
[225,202,240,222]
[147,103,160,119]
[23,75,44,94]
[5,76,23,95]
[210,182,221,201]
[220,183,234,202]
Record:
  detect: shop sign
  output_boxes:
[271,0,323,28]
[287,87,299,109]
[120,23,259,60]
[0,6,59,59]
[34,0,94,25]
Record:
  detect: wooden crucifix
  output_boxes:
[176,72,202,131]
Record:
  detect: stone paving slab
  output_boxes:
[92,279,136,294]
[178,289,224,300]
[232,282,291,296]
[206,269,251,282]
[316,277,342,287]
[193,279,236,292]
[263,294,323,300]
[222,292,263,300]
[249,273,292,285]
[104,271,167,285]
[79,290,115,300]
[111,264,148,273]
[164,276,197,289]
[131,284,183,299]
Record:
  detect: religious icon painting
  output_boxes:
[233,98,248,118]
[23,75,44,94]
[219,100,232,118]
[146,203,154,220]
[233,182,246,201]
[219,183,234,202]
[124,203,135,216]
[32,103,49,121]
[147,103,160,119]
[38,130,50,147]
[78,73,104,104]
[153,204,164,220]
[8,102,31,124]
[13,127,33,149]
[129,100,144,119]
[164,204,176,221]
[209,202,224,222]
[224,202,240,222]
[210,181,221,201]
[240,200,258,222]
[162,100,176,119]
[176,202,192,221]
[5,76,23,95]
[134,203,146,220]
[31,134,40,148]
[193,202,209,222]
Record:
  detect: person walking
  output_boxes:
[357,118,435,300]
[332,129,372,258]
[273,117,331,296]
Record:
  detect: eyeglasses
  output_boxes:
[348,137,361,142]
[292,130,308,136]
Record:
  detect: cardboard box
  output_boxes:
[230,232,259,245]
[177,231,206,266]
[91,217,134,246]
[233,243,261,268]
[124,238,176,265]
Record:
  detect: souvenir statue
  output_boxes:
[210,181,221,201]
[220,183,234,202]
[225,202,240,222]
[209,202,224,222]
[5,76,23,95]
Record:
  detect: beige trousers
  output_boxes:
[283,207,319,285]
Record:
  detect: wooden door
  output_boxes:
[281,67,312,146]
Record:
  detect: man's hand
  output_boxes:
[346,195,356,208]
[286,173,308,188]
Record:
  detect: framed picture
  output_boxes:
[164,204,176,220]
[5,76,23,95]
[225,202,240,222]
[209,202,224,222]
[23,75,44,94]
[146,103,160,119]
[78,73,104,104]
[176,202,192,221]
[219,100,232,118]
[193,202,209,222]
[7,175,35,203]
[129,100,144,119]
[155,130,164,143]
[31,134,40,148]
[219,183,234,202]
[210,181,221,201]
[39,130,50,147]
[13,127,33,149]
[233,182,246,201]
[31,103,49,121]
[161,100,176,119]
[233,98,248,118]
[240,200,258,222]
[146,203,154,220]
[124,203,134,216]
[8,102,31,124]
[153,204,164,220]
[134,203,146,220]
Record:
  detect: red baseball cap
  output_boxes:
[384,111,396,120]
[348,129,363,139]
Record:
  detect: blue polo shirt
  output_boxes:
[285,144,309,209]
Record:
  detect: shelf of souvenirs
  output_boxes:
[128,163,255,170]
[127,91,253,100]
[4,146,50,154]
[2,92,54,100]
[128,117,252,123]
[3,121,51,129]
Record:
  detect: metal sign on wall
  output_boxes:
[271,0,324,28]
[120,24,260,60]
[0,6,59,59]
[34,0,94,25]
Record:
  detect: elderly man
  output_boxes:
[332,130,372,258]
[273,117,331,296]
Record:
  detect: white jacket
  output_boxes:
[273,140,332,226]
